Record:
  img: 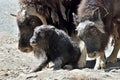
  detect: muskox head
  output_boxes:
[16,10,43,52]
[73,8,108,54]
[30,25,55,49]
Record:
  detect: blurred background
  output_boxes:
[0,0,19,35]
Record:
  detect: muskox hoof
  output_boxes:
[106,61,114,68]
[63,65,73,70]
[94,56,106,70]
[53,65,61,70]
[106,57,117,63]
[106,58,120,68]
[94,65,106,70]
[94,63,100,70]
[100,62,106,69]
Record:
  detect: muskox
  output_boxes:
[73,0,120,70]
[29,25,82,72]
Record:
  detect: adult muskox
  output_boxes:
[73,0,120,69]
[16,0,81,52]
[30,25,82,72]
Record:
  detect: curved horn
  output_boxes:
[31,12,47,24]
[20,3,47,24]
[10,13,17,17]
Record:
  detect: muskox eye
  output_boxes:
[90,27,97,35]
[30,18,42,28]
[32,21,36,25]
[30,20,38,27]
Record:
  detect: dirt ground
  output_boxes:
[0,0,120,80]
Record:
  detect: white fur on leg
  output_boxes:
[77,40,87,68]
[100,52,106,69]
[94,52,106,70]
[94,56,100,70]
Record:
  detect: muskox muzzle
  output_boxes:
[30,37,37,47]
[18,36,33,53]
[18,44,33,53]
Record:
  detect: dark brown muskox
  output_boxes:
[16,0,81,53]
[29,25,82,72]
[73,0,120,70]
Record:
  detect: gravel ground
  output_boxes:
[0,0,120,80]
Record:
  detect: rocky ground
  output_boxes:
[0,0,120,80]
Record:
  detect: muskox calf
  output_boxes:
[73,0,120,70]
[30,25,82,72]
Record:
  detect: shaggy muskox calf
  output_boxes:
[74,0,120,70]
[30,25,82,72]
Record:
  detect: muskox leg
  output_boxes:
[100,52,106,69]
[31,50,50,72]
[94,56,101,70]
[77,40,87,68]
[53,57,63,70]
[32,59,50,72]
[107,39,120,63]
[94,52,106,70]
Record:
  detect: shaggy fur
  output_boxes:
[30,25,81,72]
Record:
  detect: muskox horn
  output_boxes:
[30,12,47,25]
[19,2,47,24]
[10,13,17,17]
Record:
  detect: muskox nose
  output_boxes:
[30,38,37,46]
